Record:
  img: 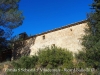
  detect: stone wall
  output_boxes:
[13,20,88,58]
[30,21,87,55]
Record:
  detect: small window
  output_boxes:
[70,29,72,31]
[52,44,55,47]
[43,35,45,40]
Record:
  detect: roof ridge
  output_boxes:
[25,19,87,40]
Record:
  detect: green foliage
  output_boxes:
[37,47,73,68]
[77,0,100,71]
[0,0,24,55]
[7,47,75,75]
[0,0,24,38]
[75,50,87,69]
[0,28,8,51]
[8,46,98,75]
[9,33,28,44]
[12,56,38,69]
[12,47,74,69]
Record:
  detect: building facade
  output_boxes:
[13,20,88,59]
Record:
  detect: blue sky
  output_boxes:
[13,0,93,36]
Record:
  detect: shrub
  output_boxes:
[12,55,38,69]
[37,46,74,69]
[7,47,74,75]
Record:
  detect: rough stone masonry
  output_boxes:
[12,20,88,59]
